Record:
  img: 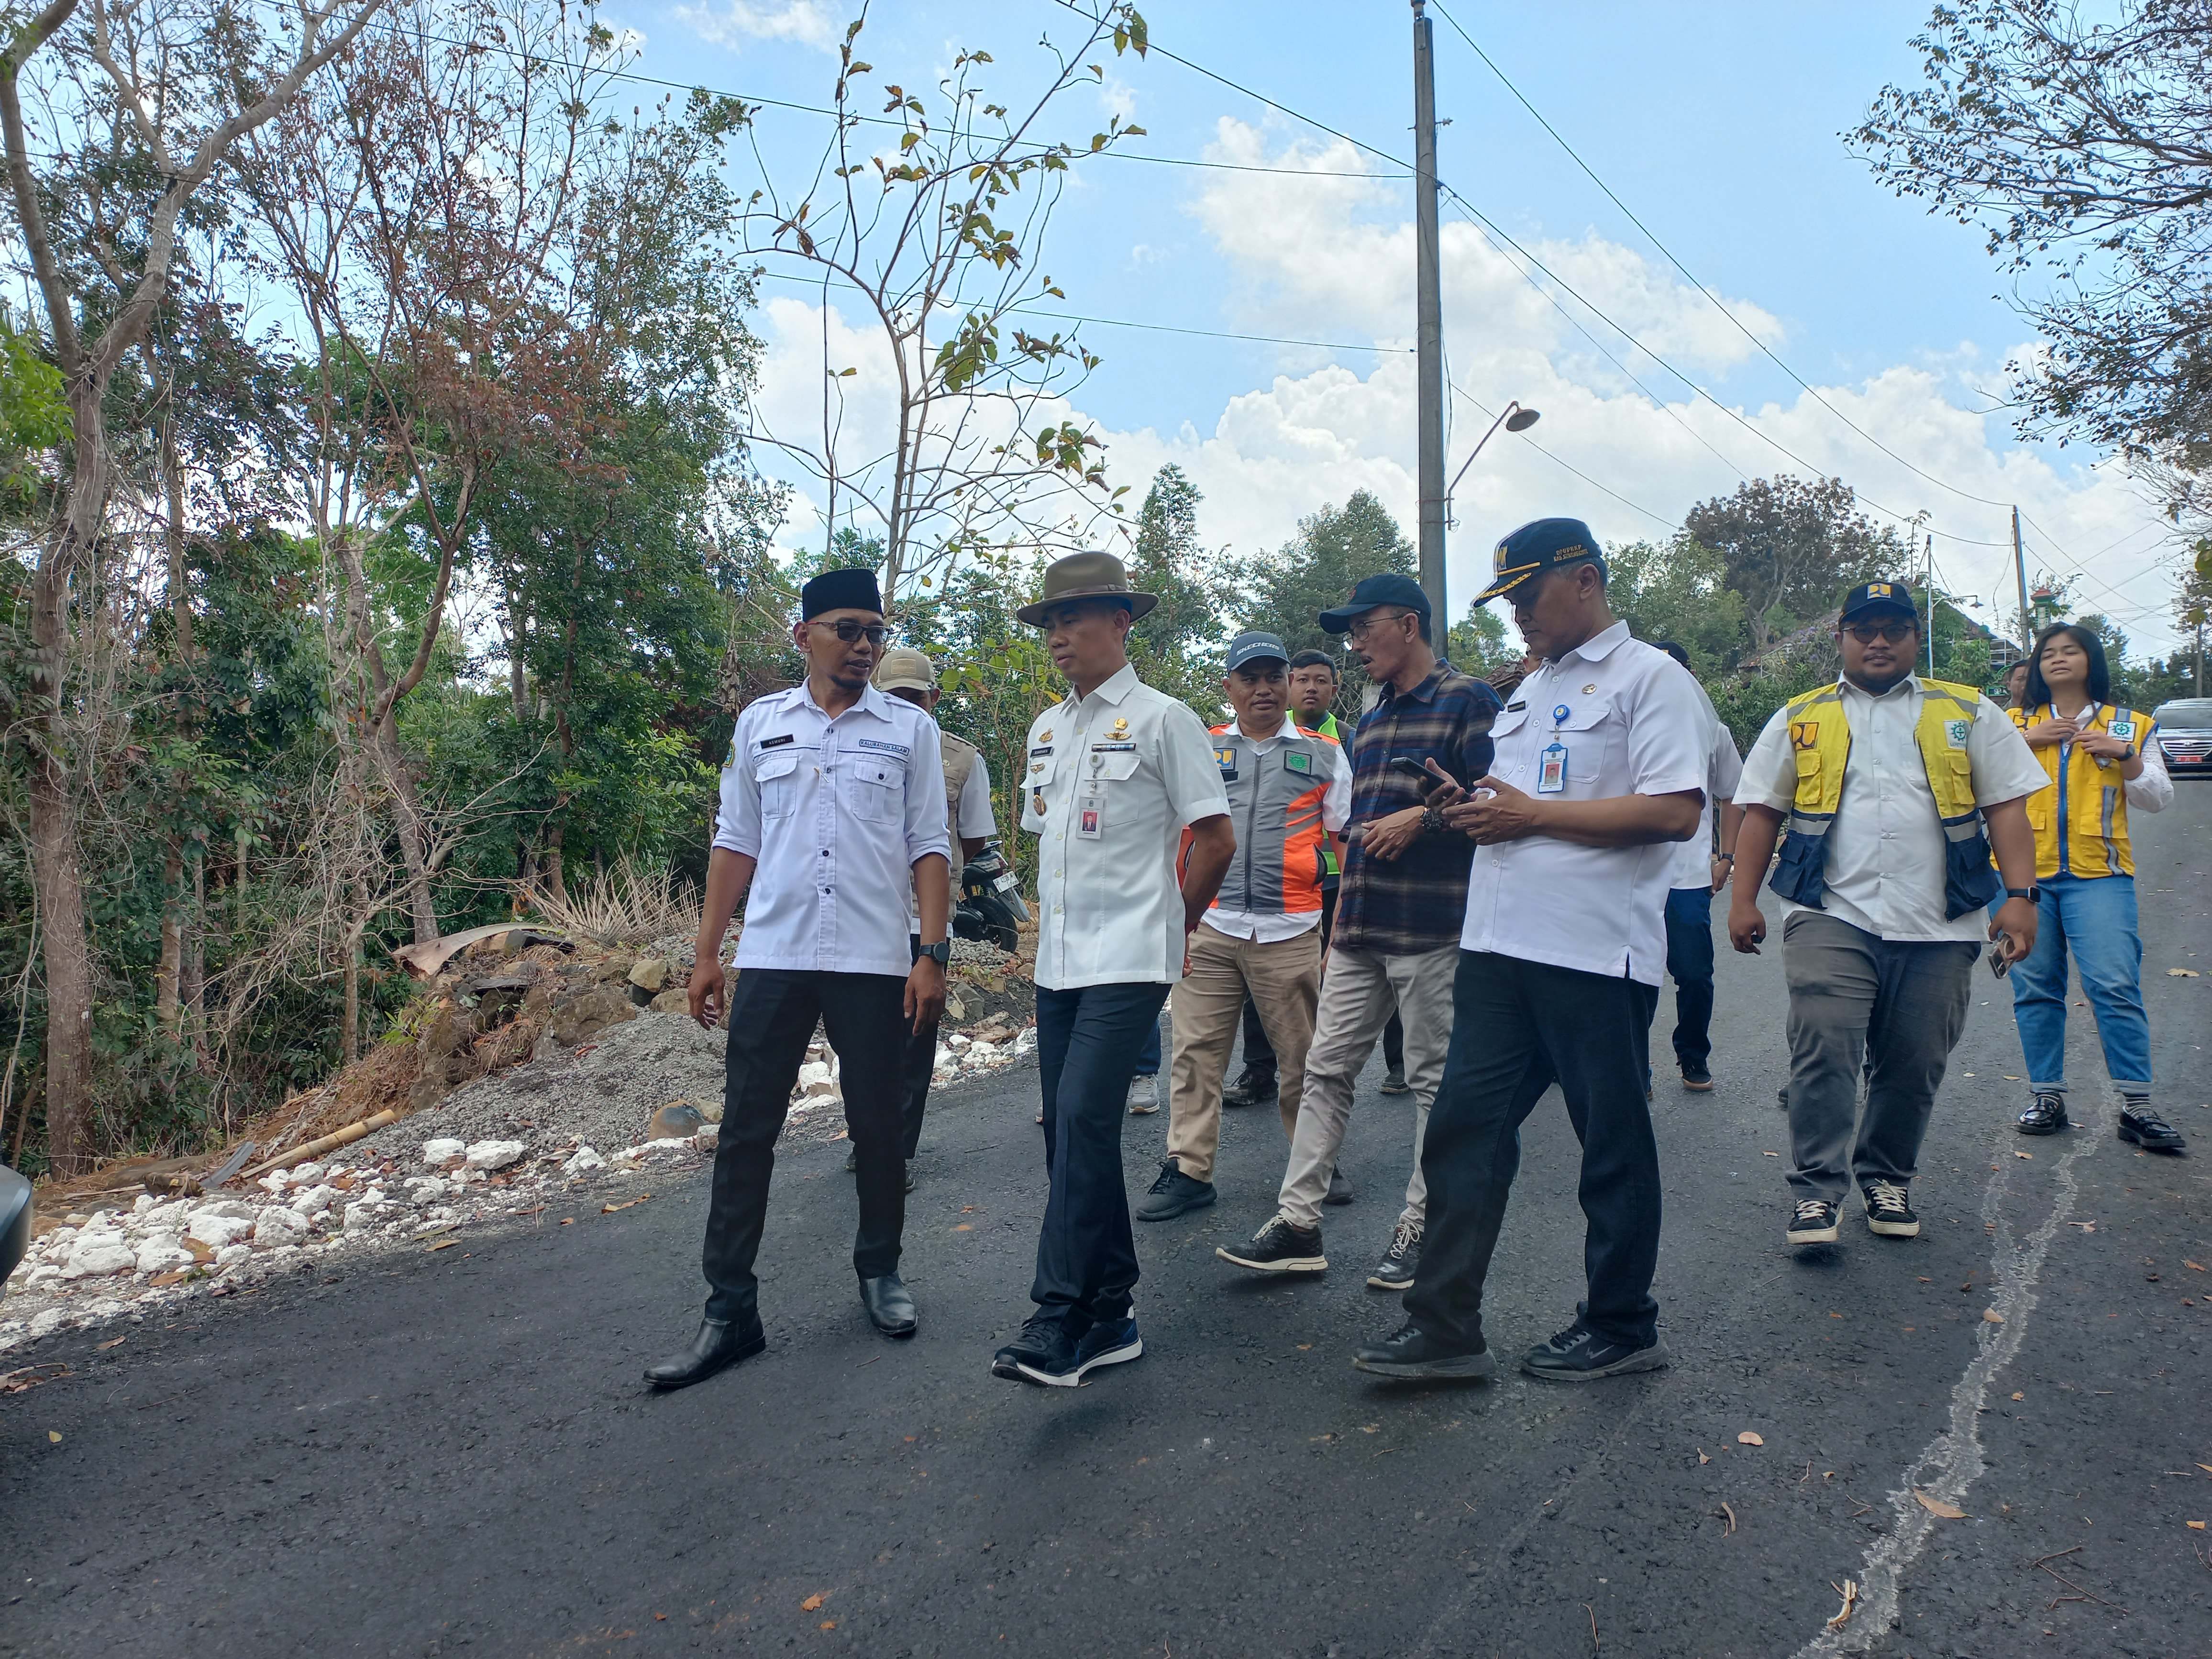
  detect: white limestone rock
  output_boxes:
[420,1138,467,1165]
[186,1211,255,1250]
[562,1146,606,1176]
[254,1208,310,1247]
[463,1139,526,1171]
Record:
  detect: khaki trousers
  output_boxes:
[1165,925,1320,1182]
[1277,942,1456,1230]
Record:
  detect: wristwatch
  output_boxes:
[1421,806,1447,834]
[1714,852,1735,865]
[918,940,951,966]
[2002,885,2041,904]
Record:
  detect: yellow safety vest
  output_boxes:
[1768,677,2001,921]
[2008,703,2150,880]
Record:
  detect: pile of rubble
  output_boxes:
[1,932,1037,1355]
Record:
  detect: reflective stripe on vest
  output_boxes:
[2010,702,2144,880]
[1767,677,2001,921]
[1208,723,1336,915]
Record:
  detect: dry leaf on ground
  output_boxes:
[1913,1490,1965,1519]
[1982,1308,2006,1324]
[2167,967,2200,977]
[800,1593,827,1613]
[1737,1431,1764,1446]
[1826,1579,1858,1631]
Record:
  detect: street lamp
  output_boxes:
[1446,399,1540,523]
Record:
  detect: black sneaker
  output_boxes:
[1221,1067,1276,1109]
[1378,1066,1411,1095]
[1861,1178,1919,1238]
[1680,1062,1713,1092]
[1368,1217,1423,1290]
[1786,1197,1839,1245]
[992,1313,1071,1381]
[1324,1165,1354,1206]
[1135,1157,1216,1222]
[1352,1320,1495,1380]
[2118,1101,2186,1153]
[1016,1317,1143,1387]
[2017,1093,2068,1135]
[1216,1215,1327,1274]
[1521,1321,1669,1382]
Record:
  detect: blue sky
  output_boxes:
[620,0,2187,652]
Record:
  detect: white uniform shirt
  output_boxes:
[1459,621,1710,985]
[1021,662,1231,990]
[714,681,950,976]
[1666,670,1745,892]
[1734,674,2046,943]
[1203,718,1353,945]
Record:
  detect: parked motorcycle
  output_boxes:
[952,840,1029,953]
[1,1160,29,1296]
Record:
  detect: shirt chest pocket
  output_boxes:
[1551,697,1618,785]
[1088,750,1142,784]
[753,749,803,818]
[843,756,903,822]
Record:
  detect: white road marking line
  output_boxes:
[1791,1080,2107,1657]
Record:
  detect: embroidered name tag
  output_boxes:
[1504,700,1526,712]
[856,738,910,756]
[757,733,796,750]
[1029,745,1054,757]
[1090,741,1137,752]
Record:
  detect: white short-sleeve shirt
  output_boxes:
[1458,621,1710,985]
[714,681,950,976]
[1022,663,1232,990]
[1203,718,1353,945]
[1733,674,2046,943]
[1666,669,1745,892]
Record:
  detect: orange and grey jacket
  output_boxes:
[1205,723,1339,917]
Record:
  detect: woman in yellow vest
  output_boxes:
[2007,623,2183,1151]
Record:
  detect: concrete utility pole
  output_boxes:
[2011,505,2031,649]
[1413,0,1448,628]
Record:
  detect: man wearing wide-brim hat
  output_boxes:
[989,551,1236,1387]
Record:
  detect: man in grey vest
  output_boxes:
[1139,632,1350,1220]
[872,648,996,1173]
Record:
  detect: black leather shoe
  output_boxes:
[1324,1165,1354,1206]
[1352,1320,1495,1380]
[2017,1092,2068,1135]
[860,1273,918,1338]
[644,1316,765,1389]
[2119,1105,2186,1153]
[1221,1067,1276,1108]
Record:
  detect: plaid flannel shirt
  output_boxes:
[1334,663,1502,954]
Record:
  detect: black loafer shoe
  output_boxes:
[2119,1106,2186,1153]
[860,1273,918,1338]
[1352,1321,1495,1380]
[2017,1093,2068,1135]
[645,1316,766,1389]
[1521,1321,1668,1382]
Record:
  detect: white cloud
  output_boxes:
[678,0,839,50]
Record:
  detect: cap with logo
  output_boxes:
[1317,573,1431,635]
[1839,579,1919,622]
[873,647,938,693]
[1472,517,1604,606]
[1224,630,1290,673]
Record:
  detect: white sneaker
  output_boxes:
[1126,1074,1160,1114]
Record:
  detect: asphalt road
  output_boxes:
[6,792,2211,1659]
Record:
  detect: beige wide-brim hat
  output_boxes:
[1015,550,1160,626]
[873,647,938,693]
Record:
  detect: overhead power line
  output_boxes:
[1449,381,1678,532]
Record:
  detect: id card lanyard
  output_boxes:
[1077,746,1107,838]
[1537,694,1571,795]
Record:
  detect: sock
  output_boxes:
[2123,1091,2150,1112]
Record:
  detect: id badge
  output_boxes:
[1536,741,1568,794]
[1077,784,1105,839]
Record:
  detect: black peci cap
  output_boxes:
[1474,517,1604,606]
[1317,572,1430,635]
[801,567,884,619]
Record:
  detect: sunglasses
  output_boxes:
[817,620,889,647]
[1843,619,1915,644]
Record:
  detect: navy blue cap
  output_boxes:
[1317,573,1430,635]
[1224,630,1290,673]
[1839,579,1918,622]
[1473,517,1604,606]
[801,566,883,619]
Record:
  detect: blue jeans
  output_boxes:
[2008,874,2152,1092]
[1663,886,1716,1070]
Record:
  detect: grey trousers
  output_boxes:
[1782,910,1979,1205]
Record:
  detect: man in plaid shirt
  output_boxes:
[1218,573,1501,1290]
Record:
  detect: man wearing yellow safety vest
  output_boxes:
[2005,622,2183,1152]
[1728,580,2047,1250]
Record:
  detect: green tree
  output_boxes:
[1235,490,1416,712]
[1445,601,1516,677]
[1126,465,1228,715]
[1603,536,1750,672]
[1682,476,1910,654]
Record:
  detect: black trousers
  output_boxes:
[1031,980,1171,1331]
[702,969,908,1323]
[1238,886,1404,1075]
[898,936,936,1159]
[1405,951,1663,1351]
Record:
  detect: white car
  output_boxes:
[2152,698,2212,779]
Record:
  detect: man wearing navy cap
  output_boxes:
[1729,579,2043,1250]
[1356,519,1708,1382]
[645,567,951,1389]
[1217,572,1500,1293]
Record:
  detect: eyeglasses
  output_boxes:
[818,620,889,647]
[1346,610,1416,642]
[1843,620,1915,644]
